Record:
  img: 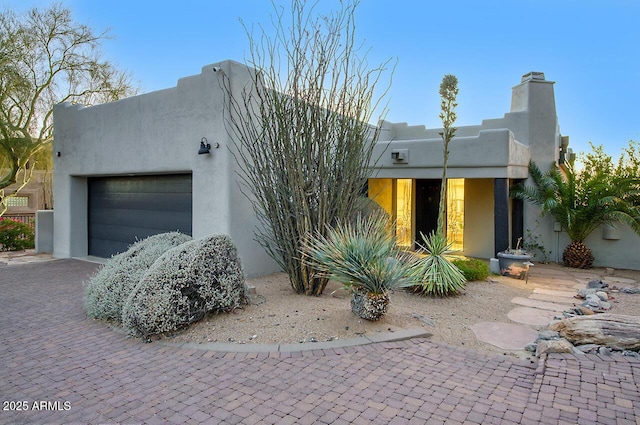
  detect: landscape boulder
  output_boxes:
[549,314,640,351]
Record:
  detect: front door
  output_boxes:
[415,179,441,244]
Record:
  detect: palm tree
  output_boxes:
[512,161,640,268]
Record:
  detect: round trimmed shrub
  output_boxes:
[84,232,192,321]
[121,234,247,339]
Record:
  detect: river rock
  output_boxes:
[537,330,560,340]
[586,279,608,289]
[536,338,575,356]
[595,291,608,301]
[574,344,601,354]
[577,288,598,299]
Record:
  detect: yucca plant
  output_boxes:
[303,211,414,320]
[405,74,466,297]
[408,230,467,296]
[512,160,640,269]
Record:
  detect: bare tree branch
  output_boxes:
[223,0,393,295]
[0,4,138,214]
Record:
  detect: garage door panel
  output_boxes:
[91,177,191,194]
[88,239,132,259]
[89,224,182,245]
[88,174,192,257]
[89,210,192,233]
[89,210,192,232]
[89,193,192,213]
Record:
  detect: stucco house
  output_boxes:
[48,60,638,275]
[368,71,561,260]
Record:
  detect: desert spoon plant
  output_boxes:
[303,212,414,321]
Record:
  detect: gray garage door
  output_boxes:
[88,174,192,258]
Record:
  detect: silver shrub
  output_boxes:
[121,234,247,339]
[84,232,192,321]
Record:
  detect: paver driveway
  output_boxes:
[1,259,639,424]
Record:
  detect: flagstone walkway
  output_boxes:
[471,263,640,353]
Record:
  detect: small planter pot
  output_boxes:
[350,289,389,321]
[497,251,533,280]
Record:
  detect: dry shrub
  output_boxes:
[121,234,247,339]
[84,232,192,321]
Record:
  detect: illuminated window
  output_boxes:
[447,179,464,251]
[367,178,393,217]
[6,196,29,207]
[396,179,413,247]
[370,178,462,251]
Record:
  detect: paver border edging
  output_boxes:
[159,328,432,353]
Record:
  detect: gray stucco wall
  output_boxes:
[53,60,279,277]
[557,223,640,270]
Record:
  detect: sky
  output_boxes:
[4,0,639,158]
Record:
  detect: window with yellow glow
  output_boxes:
[368,178,462,251]
[367,178,393,217]
[396,179,412,247]
[447,179,464,251]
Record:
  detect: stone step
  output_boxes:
[529,293,578,305]
[470,321,539,350]
[507,307,559,327]
[533,288,578,297]
[510,297,568,313]
[605,276,638,285]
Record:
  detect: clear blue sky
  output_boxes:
[4,0,639,158]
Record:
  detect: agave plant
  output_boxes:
[303,211,414,320]
[512,161,640,269]
[408,230,467,296]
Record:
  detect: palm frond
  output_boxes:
[511,161,640,243]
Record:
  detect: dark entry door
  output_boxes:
[415,179,441,244]
[88,174,192,257]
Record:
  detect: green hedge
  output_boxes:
[451,258,489,281]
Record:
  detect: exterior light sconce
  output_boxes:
[198,137,219,155]
[391,149,409,164]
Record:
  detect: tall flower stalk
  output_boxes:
[409,74,465,296]
[436,74,459,234]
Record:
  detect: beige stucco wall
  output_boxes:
[462,179,495,259]
[372,128,530,180]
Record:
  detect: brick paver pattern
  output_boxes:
[1,260,638,424]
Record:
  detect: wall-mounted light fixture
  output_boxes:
[391,149,409,164]
[198,137,219,155]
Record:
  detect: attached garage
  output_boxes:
[88,174,192,257]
